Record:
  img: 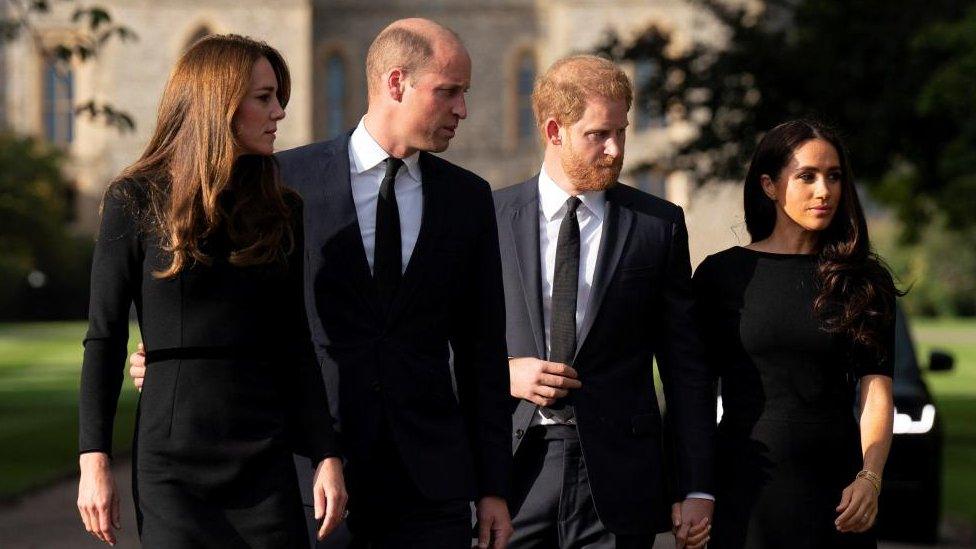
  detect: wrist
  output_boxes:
[79,451,111,470]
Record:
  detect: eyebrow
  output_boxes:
[793,165,841,172]
[255,85,276,93]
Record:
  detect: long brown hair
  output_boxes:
[115,34,293,278]
[743,120,903,359]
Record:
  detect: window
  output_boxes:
[515,51,536,143]
[325,53,347,139]
[42,61,73,145]
[634,59,664,130]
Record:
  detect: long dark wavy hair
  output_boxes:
[743,120,903,359]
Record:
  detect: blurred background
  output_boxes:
[0,0,973,546]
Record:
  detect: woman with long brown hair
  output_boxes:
[692,120,898,548]
[76,34,346,547]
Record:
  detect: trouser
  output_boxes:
[509,424,656,549]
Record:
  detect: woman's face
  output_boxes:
[762,138,843,234]
[233,56,285,156]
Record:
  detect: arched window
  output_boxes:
[634,59,664,130]
[42,61,73,145]
[515,51,536,143]
[184,26,212,52]
[325,53,347,139]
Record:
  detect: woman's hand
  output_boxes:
[835,476,879,533]
[77,452,120,545]
[313,456,348,541]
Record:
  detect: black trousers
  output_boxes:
[509,425,656,549]
[306,420,471,549]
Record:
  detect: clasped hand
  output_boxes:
[508,357,582,406]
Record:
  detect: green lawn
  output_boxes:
[0,322,140,499]
[0,319,974,527]
[910,318,976,526]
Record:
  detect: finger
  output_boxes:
[477,515,492,548]
[78,501,94,534]
[534,386,568,400]
[688,517,710,534]
[98,503,116,545]
[494,524,514,549]
[313,483,325,520]
[835,486,852,512]
[671,502,682,530]
[318,497,339,540]
[531,396,557,407]
[542,362,578,378]
[676,521,691,548]
[539,373,583,390]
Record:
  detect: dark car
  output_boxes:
[876,306,955,543]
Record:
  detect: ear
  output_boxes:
[544,119,562,146]
[386,68,407,102]
[760,174,778,201]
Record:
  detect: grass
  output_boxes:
[0,322,140,499]
[910,318,976,527]
[0,319,974,526]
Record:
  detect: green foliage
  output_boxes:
[0,132,93,320]
[599,0,976,238]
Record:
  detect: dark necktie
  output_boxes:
[374,157,404,310]
[548,196,581,411]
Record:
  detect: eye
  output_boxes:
[798,172,815,182]
[257,94,272,103]
[828,172,842,182]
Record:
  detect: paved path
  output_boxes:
[1,460,970,548]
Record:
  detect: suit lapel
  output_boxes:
[510,178,547,358]
[575,185,633,359]
[318,136,381,318]
[387,152,447,324]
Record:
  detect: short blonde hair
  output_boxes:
[532,55,633,132]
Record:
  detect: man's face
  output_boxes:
[559,96,628,192]
[399,43,471,153]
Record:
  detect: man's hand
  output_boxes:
[129,342,146,392]
[508,357,581,407]
[672,497,713,549]
[474,496,513,549]
[313,457,348,541]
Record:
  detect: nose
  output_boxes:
[605,136,623,159]
[814,176,831,200]
[272,98,286,121]
[453,94,467,120]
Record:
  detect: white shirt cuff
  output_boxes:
[685,492,715,501]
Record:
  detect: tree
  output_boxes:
[1,0,137,131]
[599,0,976,239]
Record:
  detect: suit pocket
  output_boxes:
[631,413,662,437]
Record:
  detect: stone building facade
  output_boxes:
[2,0,752,261]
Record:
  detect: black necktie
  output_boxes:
[548,196,581,410]
[375,157,404,310]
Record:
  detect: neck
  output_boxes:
[542,147,582,196]
[363,110,417,159]
[758,220,821,255]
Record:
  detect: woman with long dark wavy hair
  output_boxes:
[76,35,346,547]
[692,120,898,548]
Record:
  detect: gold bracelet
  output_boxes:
[856,470,882,494]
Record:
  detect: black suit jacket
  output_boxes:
[276,135,511,503]
[494,177,715,535]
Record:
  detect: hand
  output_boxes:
[129,342,146,392]
[835,477,879,533]
[508,357,582,407]
[313,457,348,541]
[77,452,120,545]
[673,498,713,549]
[474,495,513,549]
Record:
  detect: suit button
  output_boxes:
[516,429,525,439]
[371,381,382,393]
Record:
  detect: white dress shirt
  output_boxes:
[348,118,423,273]
[532,166,606,426]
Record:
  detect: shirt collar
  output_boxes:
[349,117,421,181]
[538,165,606,222]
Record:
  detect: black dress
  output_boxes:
[692,247,892,549]
[79,180,338,548]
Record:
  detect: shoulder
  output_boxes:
[276,137,343,166]
[693,247,746,281]
[492,177,536,211]
[421,152,490,195]
[613,184,684,223]
[102,176,154,218]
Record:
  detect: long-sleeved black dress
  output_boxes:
[79,179,338,547]
[693,247,892,549]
